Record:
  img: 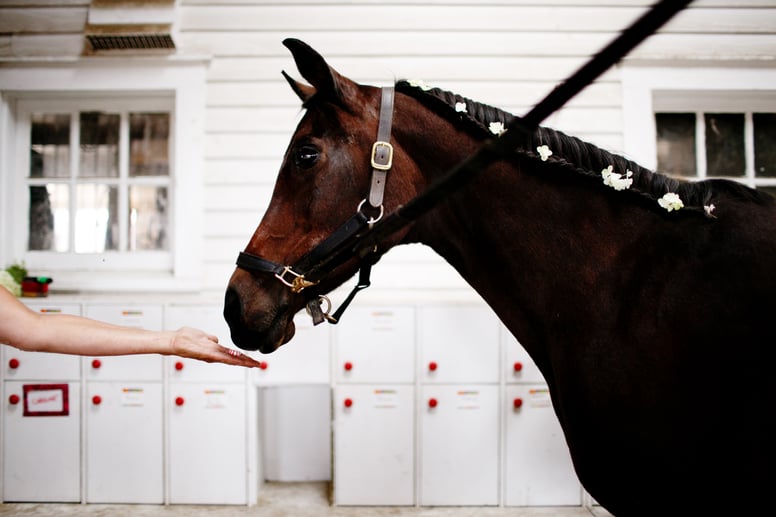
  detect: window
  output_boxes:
[27,107,171,254]
[621,67,776,198]
[0,60,206,291]
[655,108,776,196]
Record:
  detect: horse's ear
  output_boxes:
[282,38,345,104]
[282,71,315,103]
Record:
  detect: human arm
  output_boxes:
[0,287,261,367]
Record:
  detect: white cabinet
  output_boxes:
[3,380,81,502]
[420,384,500,506]
[2,301,82,503]
[504,384,581,506]
[164,304,252,505]
[168,382,248,504]
[332,305,415,505]
[82,303,164,504]
[419,305,500,384]
[85,382,163,503]
[333,384,415,505]
[253,312,330,385]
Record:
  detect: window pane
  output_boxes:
[656,113,696,177]
[79,112,119,178]
[754,113,776,178]
[129,186,168,251]
[130,113,170,177]
[705,113,745,177]
[75,184,118,253]
[30,114,70,178]
[29,184,69,252]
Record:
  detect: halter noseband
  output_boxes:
[235,86,395,325]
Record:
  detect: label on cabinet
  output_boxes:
[529,388,552,408]
[204,389,228,409]
[22,384,69,416]
[456,390,481,410]
[120,387,146,407]
[372,389,399,408]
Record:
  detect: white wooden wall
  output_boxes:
[1,0,775,295]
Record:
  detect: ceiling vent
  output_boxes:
[84,1,176,54]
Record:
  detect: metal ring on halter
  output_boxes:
[305,295,332,318]
[357,199,384,224]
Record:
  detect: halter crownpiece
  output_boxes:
[235,86,395,324]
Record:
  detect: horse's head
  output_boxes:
[224,39,420,352]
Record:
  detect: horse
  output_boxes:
[224,39,776,516]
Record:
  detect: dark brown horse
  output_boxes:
[224,39,775,515]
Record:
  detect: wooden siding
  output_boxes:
[1,1,775,292]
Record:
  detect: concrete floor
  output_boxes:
[1,482,615,516]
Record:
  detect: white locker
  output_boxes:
[165,304,246,383]
[333,384,415,505]
[503,328,545,384]
[168,382,247,504]
[419,305,500,384]
[3,302,81,381]
[504,384,581,506]
[3,381,81,502]
[84,304,163,381]
[335,306,415,384]
[253,312,330,384]
[85,382,164,503]
[420,384,499,506]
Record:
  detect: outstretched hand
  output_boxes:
[168,327,263,368]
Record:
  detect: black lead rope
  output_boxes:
[241,0,694,325]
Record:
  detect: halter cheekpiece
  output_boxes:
[235,86,396,325]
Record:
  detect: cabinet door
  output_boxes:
[84,304,163,381]
[253,312,330,385]
[503,327,545,384]
[85,382,163,503]
[168,383,247,504]
[420,384,499,506]
[335,306,415,384]
[3,381,81,502]
[504,384,581,506]
[333,385,414,505]
[165,305,246,383]
[419,305,500,383]
[3,303,81,380]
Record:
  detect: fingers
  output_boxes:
[218,345,263,368]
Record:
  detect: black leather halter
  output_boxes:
[235,86,395,325]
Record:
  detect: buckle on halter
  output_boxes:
[371,141,393,171]
[275,266,319,293]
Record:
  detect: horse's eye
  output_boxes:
[294,144,320,169]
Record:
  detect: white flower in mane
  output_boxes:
[455,102,467,113]
[704,203,716,217]
[407,79,432,91]
[658,192,684,212]
[536,145,553,162]
[489,121,506,136]
[601,165,633,191]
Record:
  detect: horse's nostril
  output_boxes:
[223,287,242,325]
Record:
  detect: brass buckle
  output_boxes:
[371,141,393,170]
[275,266,319,293]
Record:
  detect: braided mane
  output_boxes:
[395,80,769,216]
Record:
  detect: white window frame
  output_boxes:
[0,59,207,292]
[621,65,776,184]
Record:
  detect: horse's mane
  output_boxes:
[395,80,770,216]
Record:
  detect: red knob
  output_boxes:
[92,359,102,369]
[344,398,353,408]
[428,361,438,372]
[513,362,523,372]
[92,395,102,405]
[8,394,20,405]
[175,396,185,406]
[344,362,353,371]
[428,398,438,408]
[8,358,19,369]
[174,361,184,371]
[513,398,523,409]
[259,362,268,370]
